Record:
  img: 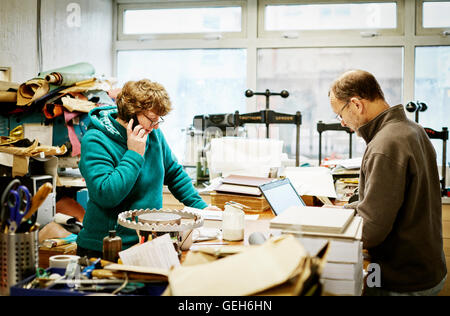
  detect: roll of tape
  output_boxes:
[49,255,80,269]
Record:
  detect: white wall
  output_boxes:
[0,0,113,83]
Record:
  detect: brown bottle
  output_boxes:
[103,230,122,263]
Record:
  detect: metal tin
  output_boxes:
[0,230,39,296]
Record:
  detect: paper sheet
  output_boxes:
[23,123,53,146]
[208,137,283,177]
[323,157,362,169]
[284,166,337,198]
[183,207,259,221]
[119,234,180,270]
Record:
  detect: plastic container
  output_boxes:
[222,203,245,241]
[102,230,122,263]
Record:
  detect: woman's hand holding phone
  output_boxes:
[127,117,149,157]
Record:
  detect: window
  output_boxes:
[118,2,246,40]
[415,46,450,165]
[117,49,247,161]
[114,0,450,181]
[257,47,403,160]
[417,1,450,35]
[259,0,403,38]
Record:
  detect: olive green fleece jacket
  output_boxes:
[76,106,208,252]
[346,104,446,292]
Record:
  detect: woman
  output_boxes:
[76,79,214,258]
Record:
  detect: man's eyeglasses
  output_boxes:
[335,100,350,122]
[143,114,164,127]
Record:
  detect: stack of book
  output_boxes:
[210,175,273,212]
[269,206,364,296]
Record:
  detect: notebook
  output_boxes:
[259,178,306,216]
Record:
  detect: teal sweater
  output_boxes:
[77,106,208,252]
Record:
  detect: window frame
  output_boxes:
[257,0,405,39]
[113,0,450,181]
[117,0,247,41]
[416,0,450,36]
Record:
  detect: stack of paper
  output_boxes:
[270,206,364,296]
[208,137,283,177]
[215,174,273,196]
[284,167,337,198]
[211,174,274,212]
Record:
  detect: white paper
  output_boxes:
[208,137,283,177]
[323,157,362,169]
[118,234,180,270]
[23,123,53,146]
[284,166,337,198]
[183,206,259,221]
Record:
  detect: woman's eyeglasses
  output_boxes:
[143,114,164,127]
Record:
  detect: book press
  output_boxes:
[186,89,302,185]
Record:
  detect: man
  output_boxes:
[328,70,447,295]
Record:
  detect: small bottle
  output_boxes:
[222,203,245,241]
[103,230,122,262]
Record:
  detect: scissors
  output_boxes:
[1,179,21,232]
[5,184,31,233]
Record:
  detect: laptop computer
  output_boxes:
[259,178,306,216]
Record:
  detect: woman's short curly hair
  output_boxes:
[116,79,172,120]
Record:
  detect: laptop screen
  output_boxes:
[259,178,306,216]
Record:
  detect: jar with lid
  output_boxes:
[222,202,245,241]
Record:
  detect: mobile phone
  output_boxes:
[130,115,139,129]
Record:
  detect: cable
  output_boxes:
[111,272,128,295]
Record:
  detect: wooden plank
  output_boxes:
[438,256,450,296]
[162,191,211,210]
[210,192,270,213]
[443,238,450,255]
[442,204,450,221]
[443,221,450,239]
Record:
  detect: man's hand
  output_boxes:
[127,118,149,157]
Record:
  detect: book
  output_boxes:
[300,237,362,264]
[322,255,363,280]
[221,174,274,187]
[215,183,262,196]
[321,269,363,296]
[270,206,355,234]
[215,174,274,196]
